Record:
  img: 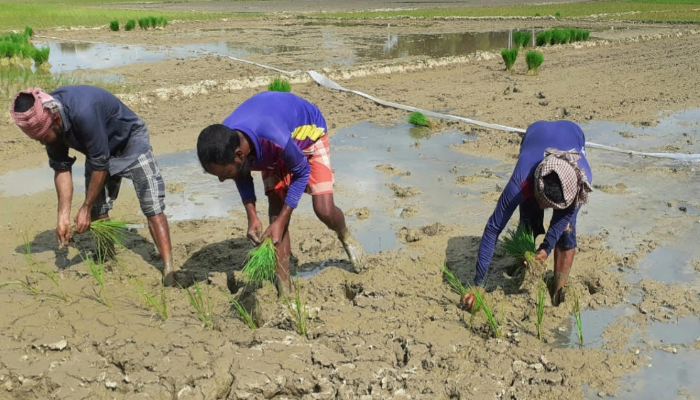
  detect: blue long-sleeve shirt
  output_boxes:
[474,120,592,286]
[46,85,149,175]
[222,92,327,209]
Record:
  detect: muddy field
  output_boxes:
[0,14,699,400]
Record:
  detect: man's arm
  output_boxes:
[539,207,577,255]
[74,170,108,234]
[54,169,74,245]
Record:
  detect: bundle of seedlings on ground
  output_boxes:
[526,51,544,75]
[24,26,33,37]
[125,20,136,31]
[32,47,50,66]
[268,77,291,92]
[184,281,214,329]
[89,220,128,261]
[84,255,110,307]
[501,48,518,71]
[408,111,432,127]
[109,20,119,31]
[571,290,584,346]
[243,237,278,286]
[284,280,309,336]
[536,28,590,46]
[222,290,256,329]
[139,16,168,29]
[0,32,37,63]
[22,232,69,302]
[513,31,530,48]
[535,276,546,340]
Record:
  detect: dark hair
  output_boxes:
[542,172,565,204]
[14,93,35,113]
[197,124,241,170]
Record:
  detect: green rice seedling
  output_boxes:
[582,30,590,41]
[125,20,136,31]
[555,11,561,17]
[89,220,128,261]
[158,17,168,28]
[500,48,518,71]
[468,286,502,339]
[513,31,530,48]
[32,47,50,66]
[85,255,110,307]
[408,111,432,127]
[149,16,158,29]
[221,291,256,329]
[535,277,546,340]
[109,20,119,32]
[143,282,168,320]
[442,265,467,297]
[502,223,535,264]
[24,26,33,37]
[243,237,278,286]
[0,277,39,295]
[267,77,291,92]
[22,232,69,302]
[138,18,148,30]
[526,51,544,75]
[567,29,576,43]
[572,290,583,346]
[184,281,214,329]
[536,30,552,46]
[553,29,569,45]
[284,280,309,336]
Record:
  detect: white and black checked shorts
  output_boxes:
[85,150,166,218]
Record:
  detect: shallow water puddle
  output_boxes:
[34,40,302,73]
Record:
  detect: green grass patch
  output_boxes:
[526,51,544,75]
[408,111,432,127]
[500,48,518,71]
[124,19,136,31]
[184,281,214,329]
[243,237,278,286]
[109,20,119,31]
[513,30,530,48]
[267,77,291,92]
[284,280,309,336]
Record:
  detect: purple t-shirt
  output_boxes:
[474,120,592,286]
[222,92,327,209]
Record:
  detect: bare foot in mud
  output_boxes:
[339,231,366,273]
[162,261,178,287]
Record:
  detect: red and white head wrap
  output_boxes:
[9,88,61,140]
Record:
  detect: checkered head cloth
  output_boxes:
[534,148,592,209]
[9,88,61,140]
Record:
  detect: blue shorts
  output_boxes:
[519,199,578,250]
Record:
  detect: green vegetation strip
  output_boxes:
[308,1,700,23]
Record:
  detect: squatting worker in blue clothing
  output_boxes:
[461,120,593,309]
[10,86,176,286]
[196,92,366,296]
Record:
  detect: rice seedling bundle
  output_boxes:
[138,18,148,29]
[408,111,432,127]
[109,20,119,32]
[502,223,536,264]
[513,31,530,48]
[125,20,136,31]
[149,16,158,28]
[553,29,569,45]
[157,17,168,27]
[535,31,551,46]
[526,51,544,75]
[243,237,278,286]
[184,281,213,329]
[32,47,50,66]
[24,26,33,37]
[268,77,291,92]
[500,48,518,71]
[89,220,128,261]
[442,265,467,297]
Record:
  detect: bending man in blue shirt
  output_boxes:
[462,120,593,309]
[197,92,366,296]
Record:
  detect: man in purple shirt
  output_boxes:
[10,86,176,286]
[462,120,593,309]
[197,92,366,295]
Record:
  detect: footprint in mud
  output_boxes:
[594,183,627,195]
[400,205,418,219]
[386,183,421,198]
[375,164,410,176]
[345,207,371,220]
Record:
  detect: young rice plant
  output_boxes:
[268,77,291,92]
[109,20,119,32]
[536,277,546,340]
[513,30,530,48]
[501,48,518,71]
[184,281,214,329]
[408,111,432,127]
[503,223,536,264]
[24,26,33,37]
[526,51,544,75]
[32,47,50,66]
[129,271,168,321]
[89,220,128,261]
[243,237,278,286]
[572,290,584,346]
[22,231,69,301]
[85,255,110,307]
[221,290,256,329]
[443,266,502,339]
[284,280,309,336]
[125,20,136,31]
[0,277,39,295]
